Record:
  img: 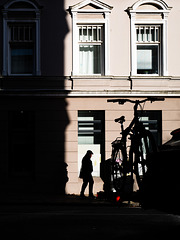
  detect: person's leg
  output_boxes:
[80,178,88,196]
[88,175,94,197]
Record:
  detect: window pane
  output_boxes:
[19,27,24,41]
[138,110,162,146]
[136,26,160,43]
[93,27,97,41]
[151,28,155,41]
[98,27,101,41]
[79,45,101,74]
[137,45,158,74]
[83,28,87,41]
[9,24,35,75]
[88,28,92,41]
[11,47,33,74]
[79,28,82,41]
[79,25,103,42]
[156,28,159,41]
[14,27,18,41]
[78,111,105,177]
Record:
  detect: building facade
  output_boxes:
[0,0,179,195]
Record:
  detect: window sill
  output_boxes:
[2,73,41,77]
[71,75,111,79]
[8,74,34,77]
[130,75,171,79]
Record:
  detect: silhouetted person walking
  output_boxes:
[80,150,94,198]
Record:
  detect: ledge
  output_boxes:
[0,89,179,97]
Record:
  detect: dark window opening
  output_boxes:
[138,110,162,147]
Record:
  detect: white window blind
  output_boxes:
[137,49,152,70]
[78,25,103,75]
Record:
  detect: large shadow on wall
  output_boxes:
[41,0,68,76]
[36,0,70,194]
[1,0,70,196]
[35,98,69,195]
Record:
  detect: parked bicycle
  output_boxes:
[107,97,164,194]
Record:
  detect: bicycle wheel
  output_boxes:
[111,141,127,192]
[130,130,157,189]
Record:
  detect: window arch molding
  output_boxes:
[3,0,40,10]
[128,0,172,77]
[2,0,41,76]
[130,0,171,12]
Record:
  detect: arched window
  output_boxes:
[2,0,41,76]
[128,0,172,76]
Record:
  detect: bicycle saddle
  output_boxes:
[115,116,125,123]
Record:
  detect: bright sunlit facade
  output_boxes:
[0,0,179,195]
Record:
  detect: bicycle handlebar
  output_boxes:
[107,97,165,105]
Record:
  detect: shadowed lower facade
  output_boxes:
[0,0,179,195]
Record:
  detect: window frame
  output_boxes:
[128,0,171,77]
[78,24,105,75]
[2,0,41,76]
[78,110,105,177]
[70,0,112,76]
[136,25,161,76]
[8,22,36,75]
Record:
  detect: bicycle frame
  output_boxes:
[108,97,165,193]
[114,100,148,161]
[110,97,164,145]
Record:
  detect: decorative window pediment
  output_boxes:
[70,0,113,13]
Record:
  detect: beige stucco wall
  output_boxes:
[167,0,180,76]
[62,0,180,194]
[64,0,180,77]
[65,97,180,195]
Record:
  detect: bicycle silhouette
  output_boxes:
[107,97,164,195]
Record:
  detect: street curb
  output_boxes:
[0,194,140,207]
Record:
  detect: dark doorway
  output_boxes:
[8,110,35,181]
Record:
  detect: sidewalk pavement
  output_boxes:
[0,193,140,207]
